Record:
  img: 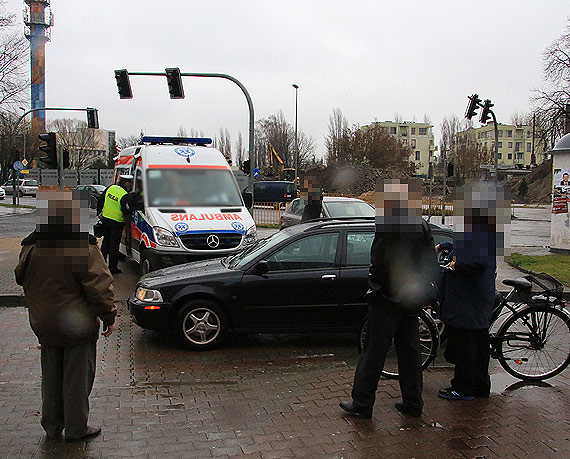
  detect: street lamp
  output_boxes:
[292,83,299,182]
[19,107,27,161]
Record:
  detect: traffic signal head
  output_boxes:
[86,108,99,129]
[242,160,251,174]
[479,99,494,124]
[62,149,70,169]
[114,69,133,99]
[447,162,454,177]
[165,67,185,99]
[39,132,57,168]
[465,94,481,120]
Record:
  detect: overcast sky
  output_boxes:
[4,0,570,160]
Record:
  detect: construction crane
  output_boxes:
[267,143,295,181]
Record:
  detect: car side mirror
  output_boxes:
[242,191,253,209]
[252,260,269,276]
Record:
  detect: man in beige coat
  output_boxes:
[15,190,116,442]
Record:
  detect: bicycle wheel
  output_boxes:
[497,306,570,380]
[358,309,439,379]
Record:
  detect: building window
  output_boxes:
[411,139,416,148]
[402,139,408,146]
[527,131,531,137]
[497,141,502,148]
[390,127,397,134]
[498,153,502,159]
[526,142,531,152]
[508,153,512,159]
[419,128,427,135]
[411,127,416,135]
[517,152,524,159]
[415,151,421,160]
[508,142,513,148]
[498,130,503,137]
[507,130,513,137]
[515,142,522,151]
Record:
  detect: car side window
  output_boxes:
[266,232,339,271]
[345,231,374,266]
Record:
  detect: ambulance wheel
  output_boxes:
[176,300,228,350]
[140,250,154,275]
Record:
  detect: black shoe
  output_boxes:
[395,402,422,417]
[438,388,474,401]
[339,401,372,419]
[65,426,102,442]
[110,268,122,274]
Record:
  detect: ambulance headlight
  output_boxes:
[244,226,256,245]
[153,227,179,247]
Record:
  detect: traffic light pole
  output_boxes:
[124,71,256,198]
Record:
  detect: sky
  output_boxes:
[4,0,570,161]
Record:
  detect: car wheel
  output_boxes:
[176,300,228,350]
[140,250,153,276]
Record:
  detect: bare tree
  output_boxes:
[325,107,349,164]
[117,135,140,150]
[532,19,570,145]
[439,115,462,159]
[235,131,245,166]
[215,127,232,161]
[176,126,187,137]
[393,112,403,123]
[0,2,29,110]
[47,118,97,171]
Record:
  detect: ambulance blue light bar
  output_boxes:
[141,136,213,146]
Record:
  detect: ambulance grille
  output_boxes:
[180,233,243,250]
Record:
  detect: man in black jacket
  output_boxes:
[340,179,438,418]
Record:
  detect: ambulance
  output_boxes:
[113,136,256,274]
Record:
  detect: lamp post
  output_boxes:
[292,84,299,182]
[19,107,27,161]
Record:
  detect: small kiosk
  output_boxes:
[550,133,570,253]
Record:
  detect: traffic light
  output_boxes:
[86,108,99,129]
[39,133,57,168]
[242,160,250,174]
[165,67,185,99]
[62,149,70,169]
[447,162,455,177]
[114,69,133,99]
[465,94,481,120]
[479,99,494,124]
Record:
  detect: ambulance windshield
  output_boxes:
[146,169,243,207]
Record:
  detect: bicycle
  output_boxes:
[358,271,570,381]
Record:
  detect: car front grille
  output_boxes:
[179,233,243,250]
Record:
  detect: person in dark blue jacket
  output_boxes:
[437,191,499,401]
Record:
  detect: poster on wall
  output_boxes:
[553,169,570,196]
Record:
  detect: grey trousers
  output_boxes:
[40,341,97,439]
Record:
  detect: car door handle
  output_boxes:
[322,274,336,280]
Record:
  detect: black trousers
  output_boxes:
[40,342,97,439]
[101,217,124,271]
[446,325,490,396]
[352,301,423,412]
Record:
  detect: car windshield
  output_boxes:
[91,185,106,192]
[146,168,243,207]
[324,201,375,217]
[226,231,290,269]
[24,180,38,186]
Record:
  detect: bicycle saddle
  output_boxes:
[502,278,532,291]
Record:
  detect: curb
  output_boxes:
[0,295,26,307]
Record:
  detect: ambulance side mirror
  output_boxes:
[242,191,253,209]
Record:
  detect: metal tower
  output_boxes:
[23,0,53,133]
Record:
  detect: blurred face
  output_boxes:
[36,190,90,232]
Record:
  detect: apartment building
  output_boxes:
[457,123,546,168]
[368,121,436,176]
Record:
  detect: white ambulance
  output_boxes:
[113,136,256,274]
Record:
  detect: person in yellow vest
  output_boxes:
[100,175,132,274]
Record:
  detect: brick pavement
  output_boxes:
[1,304,570,458]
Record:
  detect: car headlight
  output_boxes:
[244,226,257,245]
[135,287,163,303]
[153,227,179,247]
